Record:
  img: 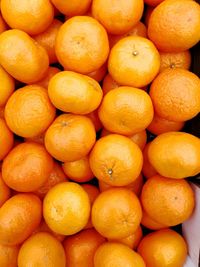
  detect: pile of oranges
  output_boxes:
[0,0,200,266]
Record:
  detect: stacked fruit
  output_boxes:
[0,0,200,266]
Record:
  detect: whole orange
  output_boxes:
[142,142,158,179]
[138,229,187,267]
[148,0,200,52]
[63,228,105,267]
[92,0,144,35]
[56,16,109,74]
[35,66,61,89]
[0,172,11,207]
[102,74,120,95]
[48,71,103,114]
[51,0,92,16]
[0,118,14,161]
[0,193,42,246]
[141,175,195,226]
[92,188,142,239]
[5,85,56,138]
[141,210,167,230]
[0,243,19,267]
[0,29,49,84]
[98,87,154,135]
[1,0,54,35]
[90,134,143,186]
[150,69,200,122]
[18,232,66,267]
[108,36,160,87]
[0,65,15,107]
[148,132,200,179]
[43,182,90,235]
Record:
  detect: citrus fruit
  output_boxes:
[0,243,19,267]
[0,172,11,207]
[144,6,154,26]
[43,182,90,235]
[138,229,187,267]
[86,110,102,132]
[25,133,45,145]
[36,67,60,89]
[142,142,158,179]
[45,114,96,162]
[0,65,15,107]
[90,134,143,186]
[141,175,195,226]
[0,14,7,34]
[51,0,92,16]
[141,210,167,230]
[0,118,14,161]
[144,0,164,6]
[92,188,142,239]
[102,74,119,95]
[87,62,107,82]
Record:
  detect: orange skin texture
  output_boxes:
[99,87,154,135]
[0,193,42,246]
[159,50,191,72]
[0,65,15,107]
[138,229,187,267]
[55,16,109,74]
[34,19,62,64]
[1,0,54,35]
[148,0,200,52]
[141,210,167,230]
[141,175,195,226]
[92,0,144,35]
[63,228,105,267]
[43,182,91,235]
[45,114,96,162]
[0,30,49,84]
[2,142,54,192]
[0,173,11,207]
[82,184,100,229]
[51,0,92,16]
[63,156,94,183]
[90,134,143,186]
[148,132,200,179]
[86,110,103,132]
[0,106,5,119]
[108,36,160,88]
[25,132,45,145]
[35,162,68,199]
[108,226,143,250]
[147,113,185,135]
[5,85,56,138]
[87,62,107,82]
[0,14,7,34]
[0,243,19,267]
[18,232,66,267]
[48,71,103,114]
[0,118,14,161]
[92,188,142,239]
[109,21,147,48]
[144,0,164,6]
[94,242,146,267]
[150,69,200,122]
[35,66,61,89]
[142,143,158,179]
[102,74,120,95]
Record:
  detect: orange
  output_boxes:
[48,71,103,114]
[63,156,94,183]
[159,50,192,72]
[5,85,56,138]
[82,184,100,229]
[92,188,142,239]
[99,174,143,196]
[35,162,67,199]
[0,14,7,34]
[102,74,119,95]
[51,0,92,16]
[108,226,143,250]
[25,132,45,145]
[0,193,42,246]
[45,114,96,162]
[90,134,143,186]
[35,66,61,89]
[142,143,158,179]
[2,142,54,192]
[99,87,154,135]
[86,110,102,132]
[55,16,109,74]
[148,0,200,52]
[87,62,107,82]
[64,228,105,267]
[144,6,154,26]
[108,36,160,87]
[18,232,66,267]
[34,19,62,64]
[0,65,15,107]
[138,229,187,267]
[1,0,54,35]
[0,172,11,207]
[150,69,200,121]
[141,175,195,226]
[141,210,167,230]
[0,29,49,84]
[148,132,200,179]
[0,118,14,161]
[0,106,4,119]
[92,0,144,35]
[147,113,185,135]
[144,0,164,6]
[109,21,147,48]
[94,242,146,267]
[0,243,19,267]
[43,182,90,235]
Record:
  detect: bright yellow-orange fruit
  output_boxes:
[0,172,11,207]
[0,118,14,161]
[0,66,15,107]
[36,66,61,89]
[141,210,167,230]
[0,15,7,34]
[142,142,158,179]
[0,243,19,267]
[51,0,92,16]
